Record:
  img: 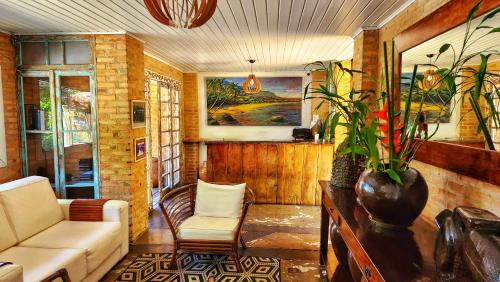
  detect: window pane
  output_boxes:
[49,42,63,64]
[26,133,55,181]
[22,42,46,65]
[173,118,179,130]
[174,171,180,185]
[64,141,93,184]
[160,87,170,102]
[64,41,89,64]
[23,77,52,130]
[60,76,91,131]
[174,90,179,103]
[173,104,179,116]
[161,132,170,145]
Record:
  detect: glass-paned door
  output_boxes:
[172,89,181,185]
[19,70,99,198]
[157,85,182,195]
[55,72,99,198]
[159,85,172,194]
[20,73,58,189]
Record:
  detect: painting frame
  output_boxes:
[134,137,146,162]
[205,76,303,126]
[131,100,146,128]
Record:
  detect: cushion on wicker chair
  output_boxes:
[194,180,246,218]
[177,216,239,240]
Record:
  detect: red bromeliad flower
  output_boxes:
[373,102,404,155]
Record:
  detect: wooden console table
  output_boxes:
[319,180,439,281]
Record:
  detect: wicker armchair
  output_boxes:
[159,182,255,272]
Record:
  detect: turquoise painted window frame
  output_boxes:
[15,35,99,199]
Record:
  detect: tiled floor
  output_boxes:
[103,204,348,281]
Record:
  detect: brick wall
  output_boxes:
[351,0,500,222]
[0,33,21,183]
[182,73,199,184]
[126,36,148,240]
[412,160,500,224]
[95,34,148,240]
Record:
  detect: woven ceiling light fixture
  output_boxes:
[144,0,217,29]
[243,59,261,94]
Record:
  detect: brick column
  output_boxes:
[0,33,21,183]
[353,29,379,109]
[182,73,199,184]
[95,34,147,240]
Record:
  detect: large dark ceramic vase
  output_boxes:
[355,168,428,228]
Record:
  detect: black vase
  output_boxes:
[355,168,428,228]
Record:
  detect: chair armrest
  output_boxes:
[57,199,129,256]
[0,263,22,282]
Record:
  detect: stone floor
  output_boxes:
[102,204,350,281]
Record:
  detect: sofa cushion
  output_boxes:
[0,176,63,241]
[0,204,17,252]
[18,220,121,274]
[178,215,239,241]
[0,246,86,282]
[194,180,245,218]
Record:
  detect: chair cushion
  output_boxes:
[18,220,121,274]
[178,215,239,241]
[0,176,63,241]
[194,180,245,218]
[0,204,17,252]
[0,246,86,282]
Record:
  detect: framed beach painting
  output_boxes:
[134,137,146,162]
[205,76,303,126]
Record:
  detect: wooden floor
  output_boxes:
[102,204,350,281]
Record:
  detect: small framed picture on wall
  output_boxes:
[134,137,146,162]
[131,100,146,128]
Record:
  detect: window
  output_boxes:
[18,39,90,66]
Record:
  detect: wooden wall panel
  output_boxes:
[242,144,257,194]
[302,145,320,205]
[226,143,243,182]
[266,145,278,204]
[207,142,334,205]
[316,145,334,205]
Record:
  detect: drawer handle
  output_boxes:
[364,266,371,278]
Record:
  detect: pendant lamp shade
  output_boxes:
[144,0,217,29]
[243,60,261,94]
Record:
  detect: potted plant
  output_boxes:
[303,61,373,189]
[349,2,499,227]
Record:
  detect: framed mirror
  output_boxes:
[394,0,500,185]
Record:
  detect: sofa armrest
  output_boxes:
[0,263,23,282]
[57,199,129,256]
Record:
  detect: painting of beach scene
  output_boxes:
[400,72,452,123]
[206,76,303,126]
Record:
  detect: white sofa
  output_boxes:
[0,176,129,282]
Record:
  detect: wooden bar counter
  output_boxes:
[205,141,334,205]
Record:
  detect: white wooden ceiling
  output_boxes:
[0,0,413,72]
[402,13,500,73]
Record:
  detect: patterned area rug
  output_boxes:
[117,253,281,281]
